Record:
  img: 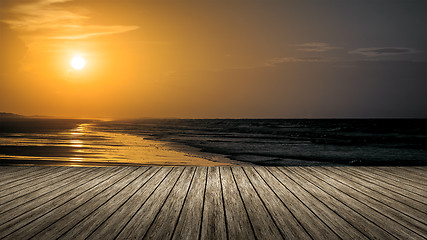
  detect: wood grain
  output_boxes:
[0,166,425,240]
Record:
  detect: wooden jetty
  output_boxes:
[0,166,426,239]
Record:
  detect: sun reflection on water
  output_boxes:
[0,122,235,166]
[67,124,88,161]
[69,139,83,148]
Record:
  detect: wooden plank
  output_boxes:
[87,167,172,239]
[0,167,46,182]
[316,167,427,237]
[0,167,124,239]
[274,167,367,239]
[29,167,145,240]
[232,167,289,239]
[0,166,27,173]
[255,167,339,239]
[389,167,427,180]
[301,167,424,239]
[414,166,427,171]
[57,167,157,240]
[324,167,427,221]
[199,167,227,240]
[20,167,130,239]
[220,167,255,240]
[397,167,427,178]
[143,167,196,239]
[361,167,426,192]
[172,167,207,240]
[1,166,425,240]
[0,167,60,190]
[116,167,185,239]
[341,167,427,204]
[340,167,427,211]
[0,166,50,181]
[244,167,311,240]
[0,167,99,215]
[382,167,427,180]
[0,166,61,182]
[284,167,395,240]
[0,167,81,203]
[367,167,427,187]
[0,167,69,194]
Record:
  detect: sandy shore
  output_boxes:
[0,123,245,167]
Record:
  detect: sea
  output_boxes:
[1,117,426,166]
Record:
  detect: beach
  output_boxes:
[0,118,240,167]
[2,118,426,167]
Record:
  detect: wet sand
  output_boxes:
[0,120,241,167]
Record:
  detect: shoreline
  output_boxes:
[1,118,426,167]
[0,123,247,167]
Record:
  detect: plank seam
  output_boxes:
[303,167,423,239]
[0,168,81,203]
[365,167,427,189]
[141,167,186,240]
[198,167,208,240]
[114,167,174,240]
[320,167,427,223]
[350,167,427,196]
[0,167,100,215]
[0,167,60,183]
[57,167,151,239]
[395,167,427,179]
[242,167,285,240]
[169,167,197,240]
[0,167,69,194]
[230,167,256,240]
[3,167,123,239]
[0,167,61,191]
[316,167,427,237]
[85,167,162,239]
[0,167,37,180]
[218,167,230,240]
[252,167,313,240]
[285,167,371,239]
[337,167,427,205]
[24,167,129,238]
[295,167,398,239]
[274,167,342,239]
[374,167,427,185]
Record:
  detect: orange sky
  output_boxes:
[1,0,426,118]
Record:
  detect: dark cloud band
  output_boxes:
[349,47,418,57]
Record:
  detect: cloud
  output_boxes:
[294,42,341,52]
[49,25,139,40]
[1,0,138,40]
[265,57,322,66]
[349,47,419,57]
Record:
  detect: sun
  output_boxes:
[70,55,86,70]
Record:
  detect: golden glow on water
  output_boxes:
[72,124,87,132]
[0,123,236,166]
[85,128,233,166]
[69,139,83,148]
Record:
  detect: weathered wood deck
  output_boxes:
[0,166,425,239]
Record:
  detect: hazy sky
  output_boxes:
[1,0,426,118]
